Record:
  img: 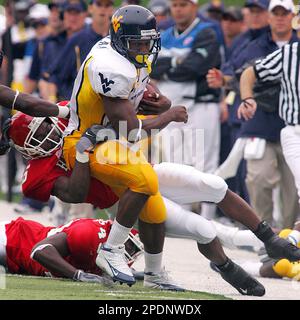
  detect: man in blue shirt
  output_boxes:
[151,0,222,219]
[44,0,114,101]
[26,1,87,100]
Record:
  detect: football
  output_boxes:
[142,83,160,102]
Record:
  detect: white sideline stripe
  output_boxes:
[99,292,196,300]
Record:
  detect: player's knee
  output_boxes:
[139,194,167,224]
[200,173,228,203]
[195,218,217,244]
[182,208,217,244]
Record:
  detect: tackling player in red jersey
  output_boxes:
[0,217,142,284]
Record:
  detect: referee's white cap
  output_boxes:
[268,0,295,12]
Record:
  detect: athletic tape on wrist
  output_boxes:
[57,106,70,118]
[11,90,19,111]
[134,118,143,143]
[76,150,89,163]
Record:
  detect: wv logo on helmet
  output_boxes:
[99,72,115,94]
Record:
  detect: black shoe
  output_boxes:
[254,221,300,262]
[210,260,265,297]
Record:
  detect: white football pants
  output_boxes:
[154,162,228,244]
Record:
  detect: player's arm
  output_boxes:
[52,125,110,203]
[0,85,69,118]
[237,66,257,121]
[51,160,90,203]
[31,233,75,278]
[103,96,187,142]
[31,233,109,284]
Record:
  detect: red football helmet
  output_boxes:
[8,111,67,159]
[125,229,144,267]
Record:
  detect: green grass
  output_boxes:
[0,191,22,204]
[0,274,229,300]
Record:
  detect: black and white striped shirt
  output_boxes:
[254,41,300,125]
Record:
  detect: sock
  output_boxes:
[105,219,131,248]
[239,261,262,277]
[144,251,163,274]
[233,230,264,250]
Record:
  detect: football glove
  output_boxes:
[0,139,11,156]
[76,124,117,153]
[0,117,12,155]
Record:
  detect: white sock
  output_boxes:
[105,220,131,248]
[233,230,263,250]
[239,261,263,277]
[144,251,163,274]
[288,230,300,246]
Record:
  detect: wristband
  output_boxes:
[11,90,19,111]
[57,105,70,118]
[241,97,255,103]
[241,97,255,106]
[76,150,89,163]
[134,118,143,143]
[73,269,83,281]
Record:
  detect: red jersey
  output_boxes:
[5,217,113,276]
[22,149,118,209]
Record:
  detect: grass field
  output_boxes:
[0,275,229,300]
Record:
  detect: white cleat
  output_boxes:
[144,267,185,292]
[96,244,136,286]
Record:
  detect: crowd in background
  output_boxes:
[0,0,299,229]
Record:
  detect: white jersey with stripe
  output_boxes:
[64,36,150,136]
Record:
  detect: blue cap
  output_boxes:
[64,0,87,12]
[244,0,269,10]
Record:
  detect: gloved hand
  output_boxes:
[73,269,114,287]
[76,124,116,154]
[0,139,11,156]
[0,117,12,155]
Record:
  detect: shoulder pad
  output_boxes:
[87,43,136,99]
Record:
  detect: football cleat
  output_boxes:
[96,244,136,286]
[210,259,265,297]
[144,267,185,292]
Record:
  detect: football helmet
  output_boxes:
[8,111,66,159]
[125,229,144,267]
[110,5,161,69]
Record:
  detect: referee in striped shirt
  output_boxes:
[238,40,300,206]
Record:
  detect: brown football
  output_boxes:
[142,84,159,101]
